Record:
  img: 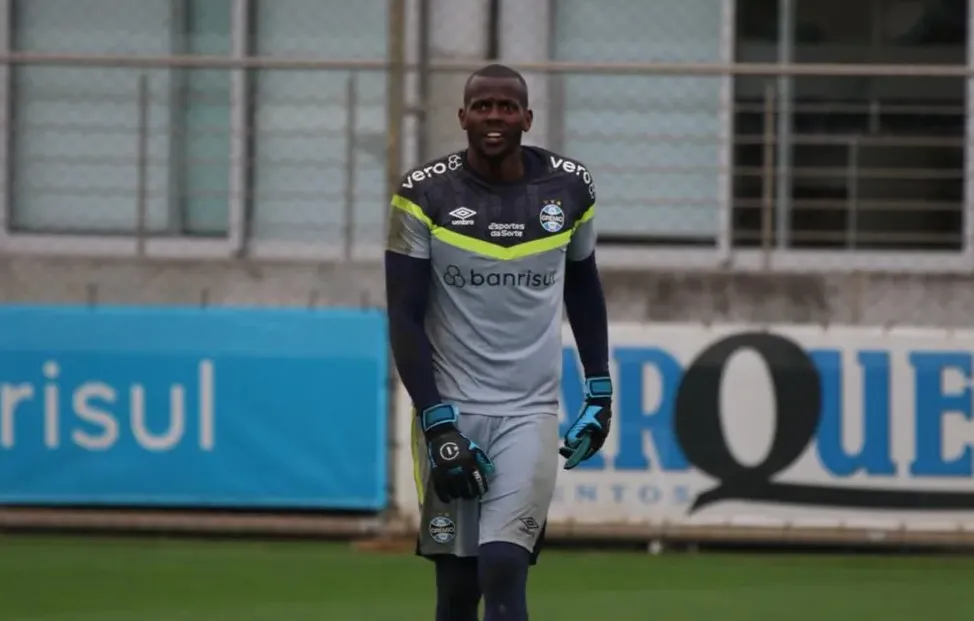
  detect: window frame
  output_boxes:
[724,0,974,271]
[548,0,974,273]
[0,0,247,260]
[0,0,971,274]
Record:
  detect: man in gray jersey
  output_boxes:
[384,63,612,621]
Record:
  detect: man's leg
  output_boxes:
[412,413,490,620]
[479,542,530,619]
[477,413,559,621]
[434,555,481,621]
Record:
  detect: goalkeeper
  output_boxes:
[384,63,611,621]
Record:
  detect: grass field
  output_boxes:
[2,535,974,620]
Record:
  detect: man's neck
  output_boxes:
[465,147,525,183]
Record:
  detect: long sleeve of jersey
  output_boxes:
[564,254,609,377]
[564,188,610,378]
[384,182,441,413]
[385,252,441,412]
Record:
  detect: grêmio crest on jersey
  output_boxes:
[539,201,566,233]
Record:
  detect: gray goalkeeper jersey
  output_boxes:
[386,146,598,417]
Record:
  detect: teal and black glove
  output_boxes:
[559,376,613,470]
[421,403,495,503]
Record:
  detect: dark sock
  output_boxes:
[435,556,481,621]
[478,542,530,621]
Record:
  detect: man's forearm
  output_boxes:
[564,253,610,377]
[385,251,441,412]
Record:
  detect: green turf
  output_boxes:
[1,535,973,620]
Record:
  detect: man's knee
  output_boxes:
[478,542,530,620]
[478,541,531,590]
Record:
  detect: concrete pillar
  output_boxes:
[499,0,552,150]
[426,0,488,159]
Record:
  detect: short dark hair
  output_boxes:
[463,63,528,106]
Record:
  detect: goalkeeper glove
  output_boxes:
[420,403,495,503]
[559,376,613,470]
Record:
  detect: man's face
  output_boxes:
[459,76,532,160]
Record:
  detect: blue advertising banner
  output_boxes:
[0,305,388,510]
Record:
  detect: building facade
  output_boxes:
[0,0,972,326]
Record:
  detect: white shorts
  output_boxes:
[412,411,559,563]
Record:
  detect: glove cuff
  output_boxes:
[420,403,459,434]
[585,376,613,399]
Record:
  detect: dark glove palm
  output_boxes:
[560,376,613,469]
[421,404,495,503]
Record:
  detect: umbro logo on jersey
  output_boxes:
[448,207,476,226]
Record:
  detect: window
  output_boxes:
[733,0,967,250]
[177,1,233,236]
[247,0,388,251]
[8,0,232,236]
[552,0,732,245]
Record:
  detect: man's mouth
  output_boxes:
[483,131,504,145]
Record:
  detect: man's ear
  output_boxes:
[458,108,468,130]
[522,109,534,132]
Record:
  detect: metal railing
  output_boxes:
[0,52,969,271]
[738,83,964,259]
[4,51,974,76]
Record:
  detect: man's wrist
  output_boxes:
[419,403,459,435]
[584,376,613,399]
